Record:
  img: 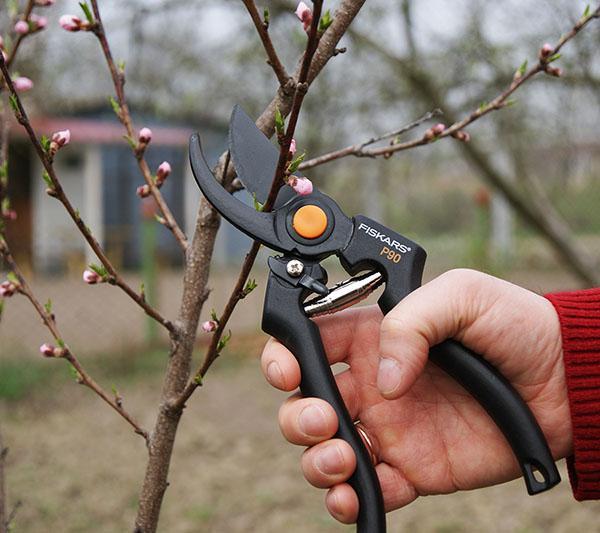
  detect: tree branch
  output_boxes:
[242,0,291,87]
[300,108,442,170]
[89,0,189,252]
[0,56,176,334]
[0,238,149,442]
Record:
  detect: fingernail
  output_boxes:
[316,444,344,475]
[266,361,282,386]
[298,404,327,437]
[377,358,401,396]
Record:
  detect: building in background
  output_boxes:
[5,111,251,273]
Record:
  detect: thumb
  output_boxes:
[377,269,482,399]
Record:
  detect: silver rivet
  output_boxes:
[286,259,304,277]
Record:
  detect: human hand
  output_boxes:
[261,269,571,524]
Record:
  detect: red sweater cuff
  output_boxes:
[545,288,600,500]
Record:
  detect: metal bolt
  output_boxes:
[286,259,304,277]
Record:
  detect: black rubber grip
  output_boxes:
[263,276,386,532]
[429,340,561,494]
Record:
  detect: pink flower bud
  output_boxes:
[295,1,313,32]
[59,14,82,32]
[14,20,29,35]
[138,127,152,144]
[83,269,102,284]
[546,66,562,77]
[291,176,313,196]
[39,343,56,357]
[136,184,151,198]
[35,0,55,5]
[452,130,471,143]
[1,51,7,63]
[51,129,70,147]
[3,209,17,221]
[32,15,48,30]
[156,161,171,185]
[13,76,33,92]
[0,281,16,297]
[289,138,297,155]
[202,320,218,333]
[432,123,446,135]
[540,43,553,59]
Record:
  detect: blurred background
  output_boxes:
[1,0,599,531]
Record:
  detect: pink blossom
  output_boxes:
[0,281,16,298]
[35,0,55,5]
[156,161,171,185]
[547,66,562,77]
[540,43,553,59]
[59,14,82,32]
[32,15,48,30]
[3,209,17,220]
[295,1,313,32]
[1,51,7,63]
[52,129,70,147]
[136,184,151,198]
[39,343,56,357]
[291,176,313,196]
[13,76,33,91]
[289,138,297,155]
[138,127,152,144]
[82,269,102,284]
[202,320,218,333]
[452,131,471,143]
[14,20,29,35]
[431,123,446,135]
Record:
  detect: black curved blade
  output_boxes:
[229,105,295,208]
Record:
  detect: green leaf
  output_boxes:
[548,53,561,63]
[193,374,203,386]
[108,96,121,117]
[252,192,264,212]
[287,152,306,174]
[583,5,591,18]
[318,10,333,32]
[7,272,19,284]
[1,197,10,213]
[123,135,137,149]
[242,278,257,298]
[56,338,66,349]
[140,282,146,299]
[216,330,232,354]
[117,59,125,72]
[477,101,488,112]
[8,95,18,114]
[263,8,270,26]
[517,59,528,76]
[42,171,53,188]
[274,107,285,136]
[40,135,51,153]
[79,2,95,24]
[210,308,219,322]
[89,263,108,278]
[0,161,7,179]
[505,98,518,108]
[44,299,52,315]
[0,298,4,318]
[7,0,18,18]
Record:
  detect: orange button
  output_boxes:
[292,205,328,239]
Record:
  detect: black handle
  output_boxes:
[429,340,561,494]
[262,274,386,532]
[340,215,560,496]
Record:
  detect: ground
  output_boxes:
[1,329,600,533]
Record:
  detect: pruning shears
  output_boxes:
[189,106,560,532]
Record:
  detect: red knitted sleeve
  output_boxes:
[545,288,600,500]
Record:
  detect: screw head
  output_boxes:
[286,259,304,277]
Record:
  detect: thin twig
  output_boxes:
[5,0,35,69]
[242,0,291,87]
[300,108,442,170]
[89,0,188,252]
[0,56,176,334]
[0,238,149,442]
[304,6,600,166]
[174,1,326,409]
